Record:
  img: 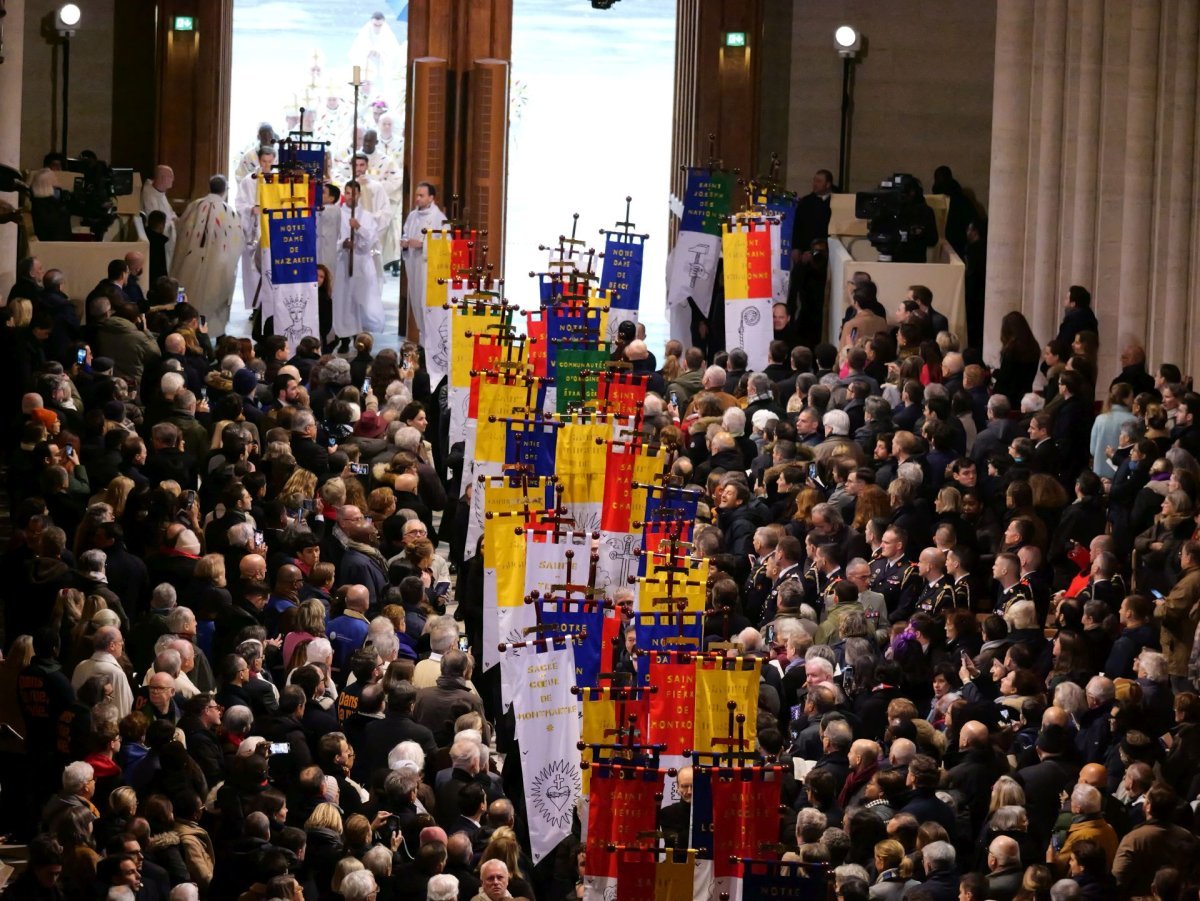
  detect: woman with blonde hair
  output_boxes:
[305,802,346,896]
[280,468,319,510]
[0,634,33,753]
[183,553,231,624]
[97,476,136,520]
[7,297,32,328]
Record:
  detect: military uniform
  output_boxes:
[914,575,955,617]
[764,565,803,623]
[950,575,973,612]
[871,556,920,620]
[819,570,846,615]
[1076,577,1122,608]
[995,579,1035,615]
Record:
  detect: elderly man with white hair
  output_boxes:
[1049,782,1118,875]
[40,760,98,829]
[72,626,133,716]
[339,869,377,901]
[426,874,459,901]
[815,409,867,467]
[477,860,511,900]
[414,616,462,689]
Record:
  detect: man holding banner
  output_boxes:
[332,181,384,339]
[400,181,446,338]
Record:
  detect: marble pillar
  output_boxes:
[986,0,1200,385]
[0,0,25,298]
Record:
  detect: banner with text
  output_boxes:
[506,640,583,864]
[267,210,319,346]
[667,168,735,316]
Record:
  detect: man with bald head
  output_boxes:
[1076,761,1128,836]
[328,585,372,671]
[839,740,880,808]
[142,164,178,263]
[945,720,1006,833]
[1112,342,1155,394]
[444,831,481,896]
[143,670,181,723]
[266,563,303,637]
[909,547,952,619]
[986,834,1023,901]
[338,508,388,607]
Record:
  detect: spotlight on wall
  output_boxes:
[55,2,80,36]
[834,25,860,58]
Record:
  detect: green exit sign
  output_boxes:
[172,16,196,31]
[725,31,746,47]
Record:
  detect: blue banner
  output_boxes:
[268,211,318,284]
[601,236,644,311]
[267,211,319,344]
[538,602,604,688]
[766,194,799,270]
[741,862,826,900]
[690,766,713,853]
[546,306,603,379]
[505,420,557,477]
[634,614,702,684]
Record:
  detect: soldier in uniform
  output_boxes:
[744,527,781,624]
[815,543,847,618]
[1017,545,1053,623]
[761,536,804,624]
[1075,550,1123,607]
[872,526,920,620]
[911,548,955,619]
[946,545,976,612]
[993,552,1034,615]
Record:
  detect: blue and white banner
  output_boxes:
[601,234,645,344]
[666,168,735,330]
[267,210,319,345]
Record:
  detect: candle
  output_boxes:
[353,66,361,84]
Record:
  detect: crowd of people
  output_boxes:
[3,202,1200,901]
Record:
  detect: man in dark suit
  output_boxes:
[1015,725,1080,849]
[1055,284,1099,347]
[453,782,486,850]
[361,682,438,779]
[433,737,483,831]
[1052,370,1095,485]
[973,395,1017,463]
[658,765,692,848]
[289,409,331,478]
[1028,412,1060,476]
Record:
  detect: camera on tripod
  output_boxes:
[855,173,917,262]
[65,156,133,237]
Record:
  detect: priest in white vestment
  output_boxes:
[332,181,384,339]
[141,164,178,267]
[400,181,447,337]
[235,148,275,318]
[170,175,244,338]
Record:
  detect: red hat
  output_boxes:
[354,410,387,439]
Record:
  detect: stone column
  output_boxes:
[982,0,1035,357]
[1028,0,1068,343]
[1067,0,1104,286]
[0,0,25,298]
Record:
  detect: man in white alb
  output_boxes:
[235,147,276,326]
[332,180,383,343]
[400,181,447,338]
[141,164,178,266]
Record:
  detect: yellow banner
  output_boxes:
[258,177,309,248]
[722,225,749,299]
[557,421,610,506]
[475,376,530,463]
[586,287,612,341]
[426,234,452,307]
[450,303,504,389]
[656,854,696,901]
[580,695,618,796]
[692,658,760,756]
[646,557,708,614]
[483,482,534,606]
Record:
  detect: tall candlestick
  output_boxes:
[352,65,361,85]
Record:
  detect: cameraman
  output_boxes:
[893,179,939,263]
[29,168,72,241]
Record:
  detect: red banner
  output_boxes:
[711,770,783,877]
[450,233,474,273]
[601,445,637,532]
[585,765,661,878]
[466,341,507,419]
[526,311,548,378]
[597,371,648,417]
[746,225,772,299]
[647,655,696,755]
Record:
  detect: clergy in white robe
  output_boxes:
[400,182,447,336]
[332,181,384,338]
[170,176,244,338]
[235,149,276,316]
[234,124,278,179]
[141,164,178,266]
[362,130,403,266]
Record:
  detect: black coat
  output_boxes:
[1015,755,1079,846]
